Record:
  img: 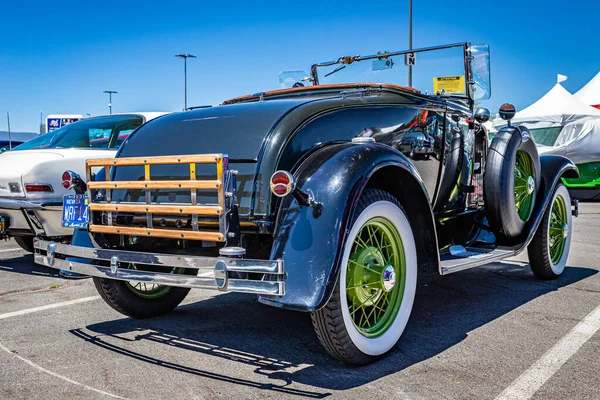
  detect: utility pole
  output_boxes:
[40,110,46,134]
[175,53,196,111]
[6,111,11,149]
[103,90,118,114]
[408,0,413,87]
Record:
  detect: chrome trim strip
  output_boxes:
[0,199,48,210]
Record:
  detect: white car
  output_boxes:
[0,112,167,252]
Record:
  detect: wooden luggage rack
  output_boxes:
[85,154,229,242]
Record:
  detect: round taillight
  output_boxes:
[270,170,295,197]
[62,171,72,189]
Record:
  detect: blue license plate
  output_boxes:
[62,194,88,228]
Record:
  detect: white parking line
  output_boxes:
[0,296,100,320]
[496,304,600,400]
[0,248,24,253]
[0,341,129,399]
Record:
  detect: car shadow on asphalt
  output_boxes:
[0,253,60,279]
[73,262,596,396]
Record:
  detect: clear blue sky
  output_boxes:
[1,0,598,132]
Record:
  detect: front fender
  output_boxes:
[259,142,435,311]
[514,155,578,248]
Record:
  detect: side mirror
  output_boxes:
[499,103,516,127]
[474,107,490,123]
[499,103,516,121]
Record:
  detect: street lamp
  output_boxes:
[103,90,118,114]
[408,0,413,87]
[175,53,196,111]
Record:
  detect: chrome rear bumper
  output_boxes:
[33,239,285,296]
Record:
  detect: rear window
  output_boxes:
[13,115,144,151]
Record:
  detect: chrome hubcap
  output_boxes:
[527,176,535,194]
[382,265,396,292]
[562,223,569,239]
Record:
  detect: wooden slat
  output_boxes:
[87,180,221,190]
[216,158,225,209]
[86,154,222,167]
[89,224,224,242]
[88,203,222,216]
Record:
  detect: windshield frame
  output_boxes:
[310,42,476,105]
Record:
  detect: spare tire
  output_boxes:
[484,126,540,239]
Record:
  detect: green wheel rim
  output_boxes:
[125,264,175,299]
[514,150,536,221]
[346,216,406,338]
[548,194,568,265]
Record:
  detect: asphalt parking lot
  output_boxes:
[0,204,599,400]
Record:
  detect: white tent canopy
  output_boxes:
[493,83,600,129]
[513,83,600,124]
[574,71,600,107]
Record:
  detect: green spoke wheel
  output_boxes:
[311,189,417,365]
[514,150,536,222]
[125,280,173,299]
[548,195,568,265]
[528,184,572,280]
[124,264,178,299]
[346,217,406,338]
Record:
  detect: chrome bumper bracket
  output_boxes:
[47,243,56,266]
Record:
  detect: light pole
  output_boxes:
[408,0,413,87]
[175,53,196,111]
[103,90,117,114]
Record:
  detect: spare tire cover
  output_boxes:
[484,126,541,239]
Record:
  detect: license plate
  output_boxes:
[62,194,88,228]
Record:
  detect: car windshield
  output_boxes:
[311,43,491,101]
[13,115,144,151]
[530,127,563,146]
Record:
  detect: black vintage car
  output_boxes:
[34,43,578,365]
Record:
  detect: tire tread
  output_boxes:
[311,188,407,365]
[93,270,195,319]
[528,184,569,280]
[14,236,34,253]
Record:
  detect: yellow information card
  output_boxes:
[432,76,465,94]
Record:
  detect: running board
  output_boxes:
[439,247,516,275]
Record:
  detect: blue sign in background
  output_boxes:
[47,118,61,132]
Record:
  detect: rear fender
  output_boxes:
[514,155,578,248]
[260,142,438,311]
